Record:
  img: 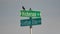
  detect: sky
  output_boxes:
[0,0,60,34]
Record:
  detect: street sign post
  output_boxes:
[20,18,41,26]
[20,10,40,17]
[19,5,41,34]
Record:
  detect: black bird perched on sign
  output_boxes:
[22,6,25,10]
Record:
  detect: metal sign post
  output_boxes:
[30,8,32,34]
[20,6,41,34]
[30,26,32,34]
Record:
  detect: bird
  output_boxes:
[22,6,25,10]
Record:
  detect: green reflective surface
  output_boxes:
[20,10,40,17]
[20,18,41,26]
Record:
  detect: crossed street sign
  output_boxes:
[20,10,41,26]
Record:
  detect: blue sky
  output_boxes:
[0,0,60,34]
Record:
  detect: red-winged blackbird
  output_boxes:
[22,6,25,10]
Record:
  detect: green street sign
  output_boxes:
[20,10,40,17]
[20,18,41,26]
